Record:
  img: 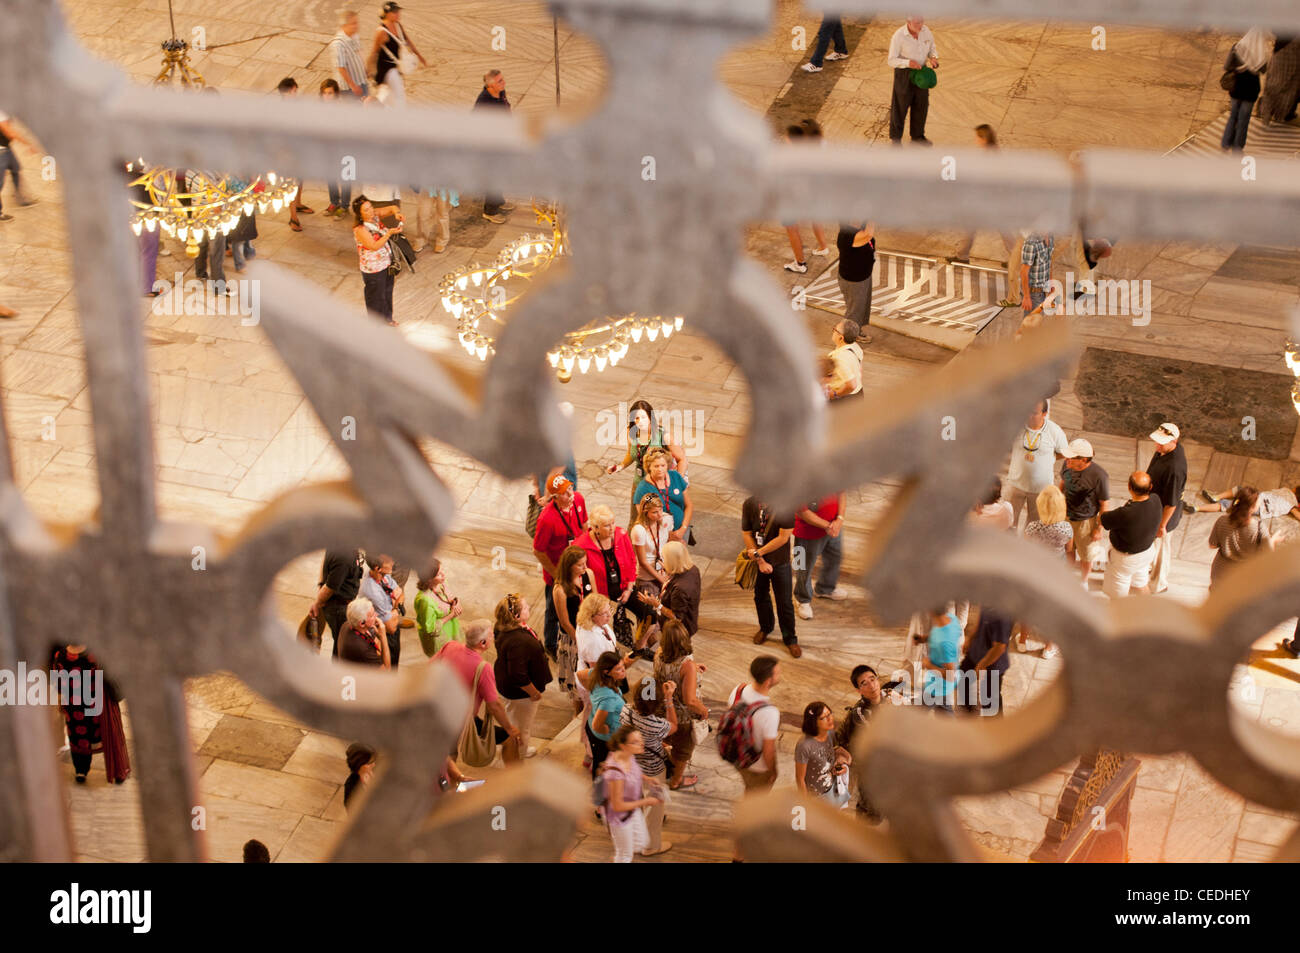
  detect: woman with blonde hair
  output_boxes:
[574,504,651,644]
[645,540,702,637]
[1018,484,1072,657]
[575,592,621,767]
[633,447,694,544]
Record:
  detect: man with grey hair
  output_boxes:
[474,69,514,223]
[825,319,864,400]
[436,620,521,749]
[886,15,938,145]
[330,9,368,98]
[359,554,404,666]
[339,596,391,667]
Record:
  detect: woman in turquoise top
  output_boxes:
[584,651,627,777]
[632,448,693,544]
[414,557,462,657]
[919,606,962,713]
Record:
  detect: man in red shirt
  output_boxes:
[793,492,848,620]
[531,475,588,657]
[435,620,519,748]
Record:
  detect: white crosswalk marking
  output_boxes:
[804,251,1008,333]
[1169,111,1300,158]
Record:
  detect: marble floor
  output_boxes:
[10,0,1300,862]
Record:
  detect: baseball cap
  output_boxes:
[1066,438,1094,458]
[382,1,402,13]
[548,474,573,494]
[1149,422,1180,445]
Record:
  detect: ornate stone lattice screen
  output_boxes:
[0,0,1299,862]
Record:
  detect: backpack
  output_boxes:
[716,692,774,769]
[592,763,633,822]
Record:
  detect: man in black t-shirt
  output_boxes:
[1059,438,1110,584]
[959,606,1012,716]
[310,549,365,657]
[1100,472,1163,598]
[742,497,800,658]
[1146,422,1187,594]
[836,222,876,339]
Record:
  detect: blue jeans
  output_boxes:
[793,534,842,604]
[0,147,23,213]
[231,240,255,270]
[810,16,846,67]
[1221,97,1253,151]
[328,180,352,209]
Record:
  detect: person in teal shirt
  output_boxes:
[632,448,693,544]
[922,606,963,713]
[584,651,628,777]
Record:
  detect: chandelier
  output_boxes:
[438,203,683,381]
[126,161,299,258]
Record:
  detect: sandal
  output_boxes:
[669,775,698,790]
[296,205,315,214]
[290,221,303,232]
[640,843,674,856]
[997,298,1020,308]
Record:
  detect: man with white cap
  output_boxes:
[1145,422,1187,594]
[1058,438,1110,585]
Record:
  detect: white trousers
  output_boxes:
[610,809,649,863]
[1102,544,1155,598]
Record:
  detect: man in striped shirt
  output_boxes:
[331,9,369,99]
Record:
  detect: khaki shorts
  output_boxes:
[1070,516,1100,563]
[504,695,539,747]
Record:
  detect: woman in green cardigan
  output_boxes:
[415,557,462,656]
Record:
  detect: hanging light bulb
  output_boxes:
[144,216,157,232]
[561,353,576,373]
[267,172,278,186]
[287,185,299,202]
[674,316,684,331]
[578,353,592,374]
[441,296,453,313]
[594,349,608,372]
[547,351,561,367]
[646,321,659,342]
[271,196,283,213]
[475,339,489,360]
[206,225,218,240]
[130,219,144,237]
[257,201,269,215]
[177,224,189,241]
[630,325,643,343]
[450,300,464,320]
[243,201,255,216]
[471,270,484,287]
[661,320,674,338]
[500,268,511,281]
[456,276,469,291]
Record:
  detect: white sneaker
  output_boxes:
[811,246,831,257]
[825,51,849,61]
[1041,645,1061,659]
[800,62,823,72]
[784,260,808,273]
[524,745,538,758]
[816,587,848,601]
[796,601,813,620]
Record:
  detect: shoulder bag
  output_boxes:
[458,660,498,767]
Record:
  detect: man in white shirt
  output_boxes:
[1005,397,1070,531]
[825,320,864,401]
[886,16,938,145]
[331,10,369,99]
[733,656,782,790]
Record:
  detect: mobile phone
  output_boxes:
[456,779,486,792]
